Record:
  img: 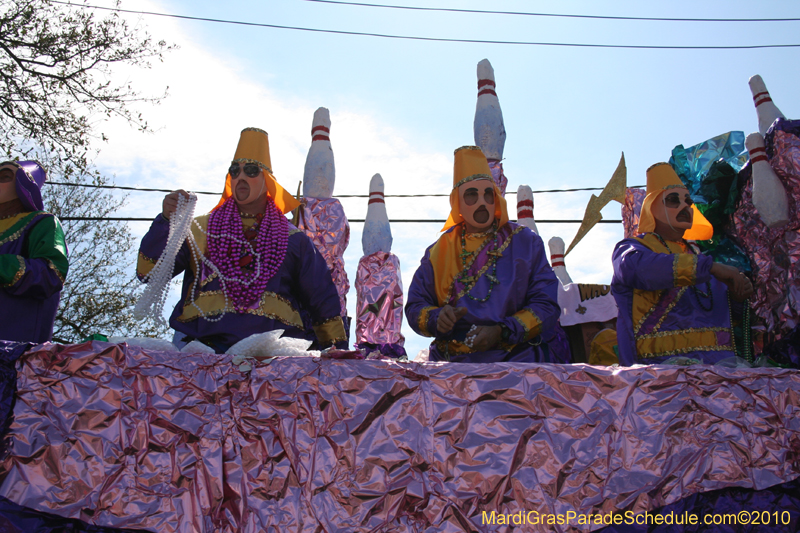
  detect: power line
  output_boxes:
[303,0,800,23]
[60,216,621,224]
[55,2,800,50]
[48,181,646,197]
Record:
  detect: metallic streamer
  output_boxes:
[296,197,350,316]
[621,187,645,238]
[354,251,405,350]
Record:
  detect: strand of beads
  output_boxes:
[458,222,500,302]
[135,193,198,325]
[206,197,289,311]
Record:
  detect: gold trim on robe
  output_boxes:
[312,316,348,346]
[511,307,542,342]
[418,306,437,337]
[177,290,304,327]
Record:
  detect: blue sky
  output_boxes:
[88,0,800,357]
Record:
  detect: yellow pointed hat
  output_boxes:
[442,146,509,231]
[637,162,713,240]
[214,127,300,214]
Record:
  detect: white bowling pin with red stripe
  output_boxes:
[548,236,573,285]
[303,107,335,198]
[745,132,789,229]
[749,75,785,137]
[362,173,393,255]
[474,59,506,162]
[516,185,539,234]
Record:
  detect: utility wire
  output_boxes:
[48,181,646,197]
[60,216,622,224]
[54,2,800,49]
[303,0,800,23]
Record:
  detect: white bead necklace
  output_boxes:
[135,193,198,326]
[135,196,275,325]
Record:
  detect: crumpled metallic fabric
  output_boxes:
[488,160,508,196]
[621,187,645,238]
[729,119,800,341]
[296,197,350,316]
[354,251,405,350]
[2,341,799,532]
[669,131,748,204]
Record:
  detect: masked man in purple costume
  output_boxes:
[405,146,562,363]
[612,163,753,365]
[138,128,347,353]
[0,161,69,343]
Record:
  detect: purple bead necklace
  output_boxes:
[207,197,289,311]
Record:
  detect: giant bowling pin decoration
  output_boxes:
[474,59,508,195]
[749,75,785,137]
[745,132,789,229]
[548,236,573,286]
[362,173,392,255]
[297,107,350,320]
[303,107,335,198]
[355,173,405,356]
[516,185,539,234]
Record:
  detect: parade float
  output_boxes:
[0,66,798,532]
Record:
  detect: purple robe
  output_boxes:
[0,212,69,344]
[405,222,563,363]
[138,214,346,352]
[612,234,735,366]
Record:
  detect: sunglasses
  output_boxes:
[229,163,262,179]
[463,186,495,206]
[663,192,693,209]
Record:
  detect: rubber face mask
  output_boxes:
[230,162,266,206]
[0,164,19,204]
[458,179,495,231]
[653,188,694,232]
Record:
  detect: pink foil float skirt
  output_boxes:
[0,341,798,532]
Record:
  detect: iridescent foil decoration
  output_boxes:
[729,119,800,342]
[1,342,799,531]
[622,187,645,238]
[487,159,508,196]
[296,197,350,316]
[670,131,749,202]
[355,252,405,355]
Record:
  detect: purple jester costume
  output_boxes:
[406,147,562,363]
[0,161,69,343]
[137,129,347,353]
[612,163,740,365]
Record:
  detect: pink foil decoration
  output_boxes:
[1,342,799,532]
[487,160,508,197]
[355,251,405,347]
[730,125,800,340]
[621,187,646,238]
[296,197,350,316]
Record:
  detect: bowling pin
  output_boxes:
[745,132,789,229]
[362,173,393,255]
[516,185,539,234]
[474,59,506,162]
[548,236,574,285]
[749,75,785,137]
[303,107,335,198]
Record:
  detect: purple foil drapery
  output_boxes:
[1,342,799,532]
[296,197,350,316]
[355,251,405,351]
[729,119,800,340]
[621,187,645,239]
[487,159,508,196]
